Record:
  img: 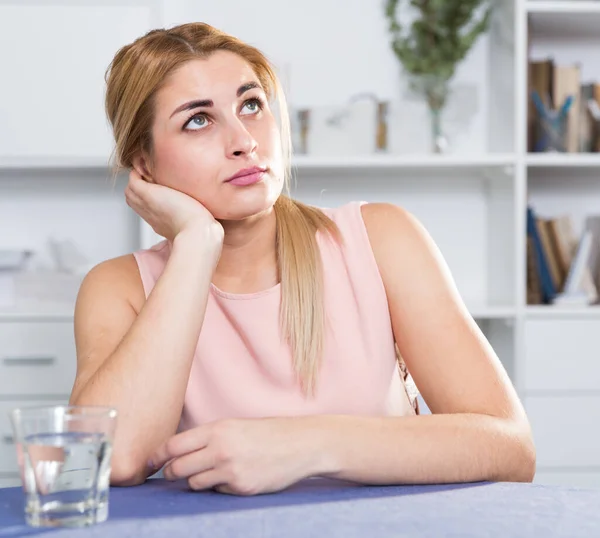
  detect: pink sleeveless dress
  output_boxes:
[133,201,418,431]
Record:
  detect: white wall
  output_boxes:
[163,0,494,155]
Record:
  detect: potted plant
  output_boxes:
[384,0,493,153]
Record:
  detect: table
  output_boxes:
[1,478,599,537]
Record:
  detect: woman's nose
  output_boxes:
[225,119,258,158]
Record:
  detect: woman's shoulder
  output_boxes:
[317,201,417,246]
[358,202,421,245]
[77,239,172,316]
[77,252,146,316]
[357,202,447,293]
[317,201,430,277]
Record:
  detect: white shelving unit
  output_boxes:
[0,0,598,488]
[519,0,600,489]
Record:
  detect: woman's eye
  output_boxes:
[241,99,262,116]
[184,114,209,131]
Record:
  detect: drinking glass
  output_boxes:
[9,405,117,528]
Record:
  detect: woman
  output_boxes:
[69,22,535,495]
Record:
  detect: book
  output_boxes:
[552,64,581,153]
[584,215,600,294]
[554,229,598,305]
[528,59,554,152]
[547,215,577,278]
[527,206,556,304]
[536,217,563,291]
[590,99,600,153]
[579,83,595,152]
[527,236,543,304]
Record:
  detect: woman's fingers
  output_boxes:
[188,468,227,491]
[128,170,150,197]
[151,425,211,470]
[129,168,144,183]
[163,447,215,481]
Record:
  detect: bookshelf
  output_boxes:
[519,0,600,489]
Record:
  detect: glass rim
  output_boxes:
[11,404,117,420]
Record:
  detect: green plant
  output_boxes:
[385,0,493,110]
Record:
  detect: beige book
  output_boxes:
[553,64,581,153]
[536,217,562,291]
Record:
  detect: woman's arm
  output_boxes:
[69,169,224,486]
[150,202,534,495]
[70,226,220,486]
[310,202,534,484]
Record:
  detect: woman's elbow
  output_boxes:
[505,421,536,483]
[109,454,150,487]
[516,435,537,483]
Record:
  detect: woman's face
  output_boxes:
[148,51,284,220]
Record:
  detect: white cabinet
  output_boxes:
[524,319,600,392]
[535,471,600,489]
[524,317,600,486]
[0,322,77,396]
[526,395,600,468]
[0,398,67,476]
[0,322,74,481]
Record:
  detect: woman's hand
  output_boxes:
[149,418,326,496]
[125,169,224,246]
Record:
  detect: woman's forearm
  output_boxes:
[305,414,536,485]
[72,228,220,483]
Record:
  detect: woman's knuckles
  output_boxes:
[168,458,187,479]
[187,474,207,491]
[225,469,259,496]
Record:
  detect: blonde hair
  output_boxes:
[104,22,340,396]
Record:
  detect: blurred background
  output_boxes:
[1,0,599,489]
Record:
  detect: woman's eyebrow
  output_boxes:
[237,81,261,96]
[169,81,262,119]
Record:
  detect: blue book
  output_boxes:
[526,206,556,304]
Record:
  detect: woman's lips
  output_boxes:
[226,170,266,186]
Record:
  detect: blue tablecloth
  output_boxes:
[1,478,599,537]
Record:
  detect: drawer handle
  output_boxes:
[2,356,56,366]
[3,435,14,444]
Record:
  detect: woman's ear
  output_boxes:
[132,154,154,183]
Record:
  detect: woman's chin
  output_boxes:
[211,195,278,222]
[211,182,282,221]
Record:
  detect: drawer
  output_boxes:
[0,398,67,473]
[534,471,600,489]
[526,395,600,468]
[524,319,600,391]
[0,322,76,395]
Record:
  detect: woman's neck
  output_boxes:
[212,208,278,294]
